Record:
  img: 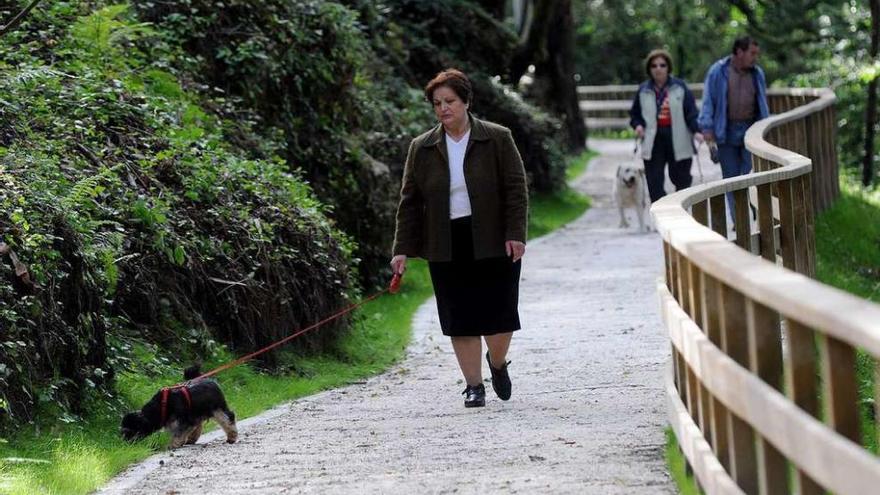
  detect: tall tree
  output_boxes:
[510,0,586,152]
[864,0,879,186]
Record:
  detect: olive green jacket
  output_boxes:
[392,115,528,262]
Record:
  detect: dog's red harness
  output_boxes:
[160,386,192,426]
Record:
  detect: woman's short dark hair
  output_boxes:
[424,68,472,105]
[732,36,758,54]
[644,49,673,77]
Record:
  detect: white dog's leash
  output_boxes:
[693,140,705,184]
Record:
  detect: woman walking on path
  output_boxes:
[390,68,528,408]
[629,49,703,202]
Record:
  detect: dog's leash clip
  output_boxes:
[389,272,403,294]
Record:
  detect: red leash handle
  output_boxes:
[389,272,403,294]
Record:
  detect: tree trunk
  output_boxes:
[510,0,586,152]
[510,0,551,82]
[546,0,585,151]
[864,0,880,186]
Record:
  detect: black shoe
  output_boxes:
[462,383,486,408]
[486,351,512,400]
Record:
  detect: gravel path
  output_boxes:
[100,139,721,494]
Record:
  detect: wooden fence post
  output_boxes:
[746,300,788,493]
[785,319,825,495]
[721,284,759,493]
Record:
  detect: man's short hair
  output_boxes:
[732,36,758,55]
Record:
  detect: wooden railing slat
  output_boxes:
[756,183,775,262]
[733,189,751,251]
[693,200,709,227]
[746,300,788,493]
[720,285,759,492]
[819,335,861,443]
[710,195,728,238]
[776,178,797,272]
[801,174,817,277]
[784,319,825,495]
[701,273,731,471]
[666,370,745,494]
[792,175,809,275]
[661,283,880,494]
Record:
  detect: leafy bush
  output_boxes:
[133,0,568,288]
[0,2,355,431]
[133,0,421,286]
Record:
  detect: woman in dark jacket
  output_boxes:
[390,68,528,408]
[630,49,703,202]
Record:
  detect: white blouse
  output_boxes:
[445,130,472,219]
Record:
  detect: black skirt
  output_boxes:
[428,216,522,336]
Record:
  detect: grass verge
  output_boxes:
[0,261,435,495]
[529,149,596,239]
[0,151,594,494]
[565,149,599,182]
[814,177,880,454]
[665,429,702,495]
[589,128,637,140]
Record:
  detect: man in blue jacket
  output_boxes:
[699,36,769,222]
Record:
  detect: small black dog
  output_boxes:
[121,365,237,448]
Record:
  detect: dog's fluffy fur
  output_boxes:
[613,164,651,232]
[121,365,237,448]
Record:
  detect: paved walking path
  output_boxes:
[100,139,721,494]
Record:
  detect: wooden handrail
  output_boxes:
[651,87,880,494]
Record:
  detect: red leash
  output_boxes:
[160,386,191,425]
[179,273,404,384]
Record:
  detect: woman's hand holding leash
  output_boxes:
[506,240,525,262]
[390,254,407,275]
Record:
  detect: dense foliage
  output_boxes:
[0,2,357,429]
[134,0,568,286]
[0,0,573,433]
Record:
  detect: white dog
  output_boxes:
[613,164,651,232]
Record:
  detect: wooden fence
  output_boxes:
[578,83,703,130]
[651,87,880,494]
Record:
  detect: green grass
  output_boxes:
[589,128,637,140]
[0,153,592,495]
[814,176,880,454]
[815,178,880,303]
[565,149,599,182]
[665,429,702,495]
[528,188,591,239]
[528,149,596,239]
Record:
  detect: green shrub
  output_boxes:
[0,1,354,431]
